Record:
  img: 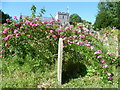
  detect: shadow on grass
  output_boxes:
[62,61,87,84]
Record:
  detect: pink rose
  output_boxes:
[100,60,105,63]
[77,41,83,45]
[63,37,67,41]
[106,72,112,77]
[14,29,18,33]
[46,36,50,38]
[5,42,9,47]
[78,25,82,29]
[84,44,90,47]
[14,23,19,26]
[102,65,108,68]
[97,55,102,58]
[0,50,5,53]
[14,16,17,19]
[64,27,69,31]
[90,46,94,50]
[50,30,54,33]
[27,35,31,37]
[80,35,85,39]
[70,25,74,29]
[52,35,56,38]
[73,35,77,39]
[16,33,20,37]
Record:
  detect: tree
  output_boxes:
[38,8,46,17]
[30,5,46,17]
[69,14,82,25]
[0,10,11,24]
[94,1,120,29]
[31,5,36,17]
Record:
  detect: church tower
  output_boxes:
[55,12,69,25]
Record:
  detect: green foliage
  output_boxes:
[94,2,120,29]
[38,8,46,17]
[1,11,119,87]
[31,5,36,17]
[31,5,46,17]
[69,14,82,25]
[0,10,11,24]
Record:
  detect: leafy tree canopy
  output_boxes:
[0,10,11,24]
[69,14,82,25]
[94,1,120,29]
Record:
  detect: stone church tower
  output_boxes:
[55,12,69,25]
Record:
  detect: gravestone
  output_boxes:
[57,38,63,85]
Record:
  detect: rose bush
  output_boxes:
[1,16,119,82]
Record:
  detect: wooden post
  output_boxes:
[57,38,63,85]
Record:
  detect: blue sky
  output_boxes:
[1,2,99,24]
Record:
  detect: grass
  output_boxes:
[1,58,119,88]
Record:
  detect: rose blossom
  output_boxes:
[100,60,105,63]
[77,41,83,45]
[84,44,90,47]
[106,72,112,77]
[73,35,77,39]
[90,46,94,50]
[97,55,102,58]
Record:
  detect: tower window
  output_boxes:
[63,16,64,19]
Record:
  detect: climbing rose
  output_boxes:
[0,50,5,53]
[100,60,105,63]
[106,72,112,77]
[84,44,90,47]
[5,42,9,47]
[63,37,67,41]
[52,35,56,38]
[14,23,19,26]
[90,46,94,50]
[109,77,113,80]
[50,30,54,33]
[27,35,31,37]
[77,41,83,45]
[80,35,85,39]
[73,35,77,39]
[46,36,50,38]
[97,55,102,58]
[78,25,82,29]
[102,65,108,68]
